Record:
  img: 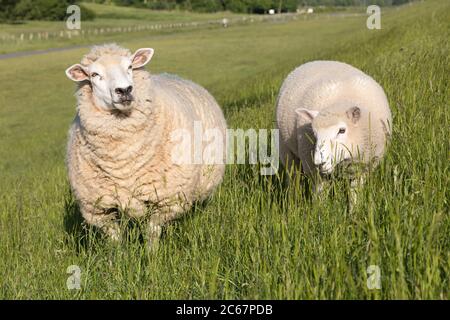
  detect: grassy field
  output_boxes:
[82,2,243,21]
[0,2,364,55]
[0,0,448,299]
[0,2,251,55]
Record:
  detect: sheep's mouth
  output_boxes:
[120,96,134,105]
[113,96,134,110]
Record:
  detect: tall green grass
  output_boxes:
[0,0,448,299]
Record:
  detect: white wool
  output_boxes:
[66,45,227,240]
[276,60,392,177]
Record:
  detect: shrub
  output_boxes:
[0,0,95,22]
[79,4,96,21]
[14,0,70,20]
[190,0,224,12]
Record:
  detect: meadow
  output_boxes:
[0,2,365,55]
[0,2,249,55]
[0,0,448,299]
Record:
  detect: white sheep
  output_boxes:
[65,44,227,247]
[276,61,392,203]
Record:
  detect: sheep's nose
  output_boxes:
[315,159,326,167]
[115,86,133,96]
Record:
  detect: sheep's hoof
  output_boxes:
[145,223,162,252]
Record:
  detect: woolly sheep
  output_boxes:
[276,61,392,200]
[65,44,227,247]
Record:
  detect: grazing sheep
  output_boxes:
[65,44,227,247]
[276,61,392,204]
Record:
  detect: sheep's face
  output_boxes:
[296,106,361,175]
[66,48,154,112]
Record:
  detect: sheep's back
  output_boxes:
[151,73,226,133]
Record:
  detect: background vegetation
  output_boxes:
[104,0,416,12]
[0,0,448,299]
[0,0,417,21]
[0,0,95,22]
[0,1,248,54]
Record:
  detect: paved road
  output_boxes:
[0,44,89,60]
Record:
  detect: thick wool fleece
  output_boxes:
[67,67,226,229]
[276,60,392,175]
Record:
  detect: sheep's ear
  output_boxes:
[131,48,154,69]
[65,64,89,82]
[295,108,319,122]
[346,106,361,124]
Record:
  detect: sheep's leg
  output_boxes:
[80,204,121,241]
[145,203,186,251]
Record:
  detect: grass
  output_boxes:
[82,2,243,21]
[0,2,365,55]
[0,0,448,299]
[0,2,248,55]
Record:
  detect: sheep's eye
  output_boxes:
[128,65,132,70]
[338,128,346,134]
[91,72,99,78]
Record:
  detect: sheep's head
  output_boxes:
[65,45,154,112]
[296,105,363,175]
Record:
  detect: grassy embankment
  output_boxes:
[0,0,448,299]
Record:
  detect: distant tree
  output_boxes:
[13,0,69,20]
[190,0,224,12]
[0,0,96,22]
[223,0,248,13]
[50,0,412,18]
[0,0,20,21]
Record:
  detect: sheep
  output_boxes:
[276,61,392,206]
[65,44,227,248]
